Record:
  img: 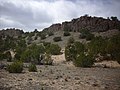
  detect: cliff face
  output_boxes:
[43,23,62,32]
[43,15,120,32]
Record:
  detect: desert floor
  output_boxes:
[0,54,120,90]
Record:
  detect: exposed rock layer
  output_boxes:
[43,15,120,32]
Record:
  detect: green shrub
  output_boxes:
[65,44,76,61]
[79,29,89,39]
[106,34,120,63]
[79,29,94,40]
[87,36,107,57]
[20,44,45,64]
[48,44,61,55]
[65,41,85,61]
[53,37,62,42]
[79,34,86,39]
[7,61,23,73]
[41,33,46,40]
[74,42,85,54]
[86,33,94,41]
[43,54,53,65]
[74,53,94,67]
[0,53,4,60]
[34,36,38,40]
[28,63,37,72]
[63,31,71,36]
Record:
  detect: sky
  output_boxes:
[0,0,120,32]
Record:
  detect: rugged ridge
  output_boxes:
[43,15,120,32]
[0,28,24,38]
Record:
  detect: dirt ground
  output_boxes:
[0,54,120,90]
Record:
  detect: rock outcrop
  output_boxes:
[43,23,61,32]
[0,28,24,38]
[43,15,120,32]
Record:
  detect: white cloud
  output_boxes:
[0,0,120,32]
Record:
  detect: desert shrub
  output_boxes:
[34,29,38,33]
[63,31,71,36]
[65,42,85,61]
[20,49,32,62]
[86,33,94,41]
[34,36,37,40]
[28,63,37,72]
[106,34,120,63]
[48,44,61,55]
[0,53,3,60]
[43,54,53,65]
[7,61,23,73]
[79,29,94,40]
[41,33,46,40]
[74,42,85,54]
[65,41,85,61]
[79,29,89,39]
[20,44,45,63]
[65,44,76,61]
[74,53,94,67]
[15,39,27,59]
[111,16,118,21]
[53,37,62,42]
[65,38,94,67]
[87,36,107,57]
[79,33,86,39]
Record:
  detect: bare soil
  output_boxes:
[0,59,120,90]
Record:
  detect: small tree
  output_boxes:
[48,44,61,55]
[7,61,23,73]
[86,33,94,41]
[53,37,62,42]
[41,33,46,40]
[65,44,76,61]
[63,31,71,36]
[44,54,53,65]
[79,29,89,39]
[106,34,120,63]
[74,53,94,67]
[111,16,118,21]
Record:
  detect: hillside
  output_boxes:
[0,15,120,90]
[0,15,120,48]
[43,15,120,32]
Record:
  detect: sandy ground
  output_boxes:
[0,54,120,90]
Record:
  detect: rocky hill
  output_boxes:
[0,16,120,90]
[0,15,120,48]
[43,15,120,32]
[0,28,24,38]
